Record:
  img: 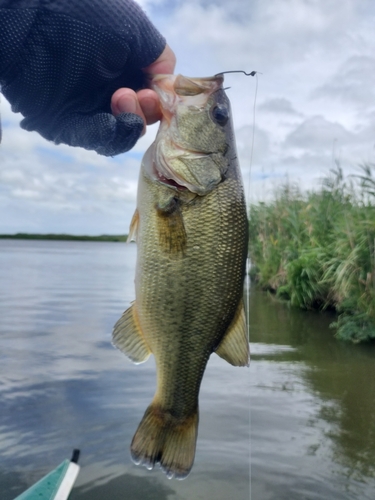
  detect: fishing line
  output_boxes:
[246,70,259,329]
[230,69,259,500]
[220,68,260,500]
[247,71,259,500]
[216,69,259,498]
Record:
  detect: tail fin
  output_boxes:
[130,403,198,480]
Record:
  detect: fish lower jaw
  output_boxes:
[155,170,188,191]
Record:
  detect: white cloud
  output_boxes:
[2,0,375,232]
[284,116,353,152]
[312,56,375,109]
[259,98,302,116]
[237,125,270,168]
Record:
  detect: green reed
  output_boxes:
[248,165,375,342]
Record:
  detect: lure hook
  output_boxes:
[215,70,261,77]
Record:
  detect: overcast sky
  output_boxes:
[1,0,375,234]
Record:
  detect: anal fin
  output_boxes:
[215,300,250,366]
[112,303,151,364]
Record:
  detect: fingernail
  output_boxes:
[118,95,137,114]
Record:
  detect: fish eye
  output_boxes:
[211,105,229,126]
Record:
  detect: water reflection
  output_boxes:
[249,288,375,499]
[0,240,249,500]
[2,240,375,499]
[71,473,175,500]
[304,338,375,480]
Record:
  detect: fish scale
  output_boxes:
[113,74,250,479]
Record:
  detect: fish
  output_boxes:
[113,73,250,479]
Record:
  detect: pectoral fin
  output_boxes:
[215,301,250,366]
[128,209,139,243]
[156,197,187,254]
[112,303,151,364]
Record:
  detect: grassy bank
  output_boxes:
[248,166,375,342]
[0,233,128,242]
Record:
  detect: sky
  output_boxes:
[1,0,375,234]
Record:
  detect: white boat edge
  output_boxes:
[54,461,80,500]
[13,449,81,500]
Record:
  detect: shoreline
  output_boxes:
[0,233,128,242]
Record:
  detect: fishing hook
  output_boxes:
[215,70,261,77]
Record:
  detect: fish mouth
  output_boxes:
[155,170,188,191]
[151,74,224,98]
[150,74,225,121]
[143,143,190,191]
[153,139,219,193]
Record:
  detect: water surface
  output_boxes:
[249,289,375,499]
[1,240,375,499]
[0,240,249,500]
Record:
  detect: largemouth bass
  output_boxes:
[113,73,249,479]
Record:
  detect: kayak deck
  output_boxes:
[14,449,80,500]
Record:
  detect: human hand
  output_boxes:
[0,0,170,156]
[111,44,176,134]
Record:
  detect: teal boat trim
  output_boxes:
[14,449,80,500]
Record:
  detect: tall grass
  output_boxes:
[248,165,375,342]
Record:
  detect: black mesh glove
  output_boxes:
[0,0,166,156]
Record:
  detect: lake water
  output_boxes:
[1,240,375,499]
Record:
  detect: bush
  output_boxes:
[248,166,375,342]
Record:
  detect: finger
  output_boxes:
[111,88,146,134]
[143,44,176,76]
[137,88,162,125]
[55,112,144,156]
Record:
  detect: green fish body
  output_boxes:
[113,74,249,479]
